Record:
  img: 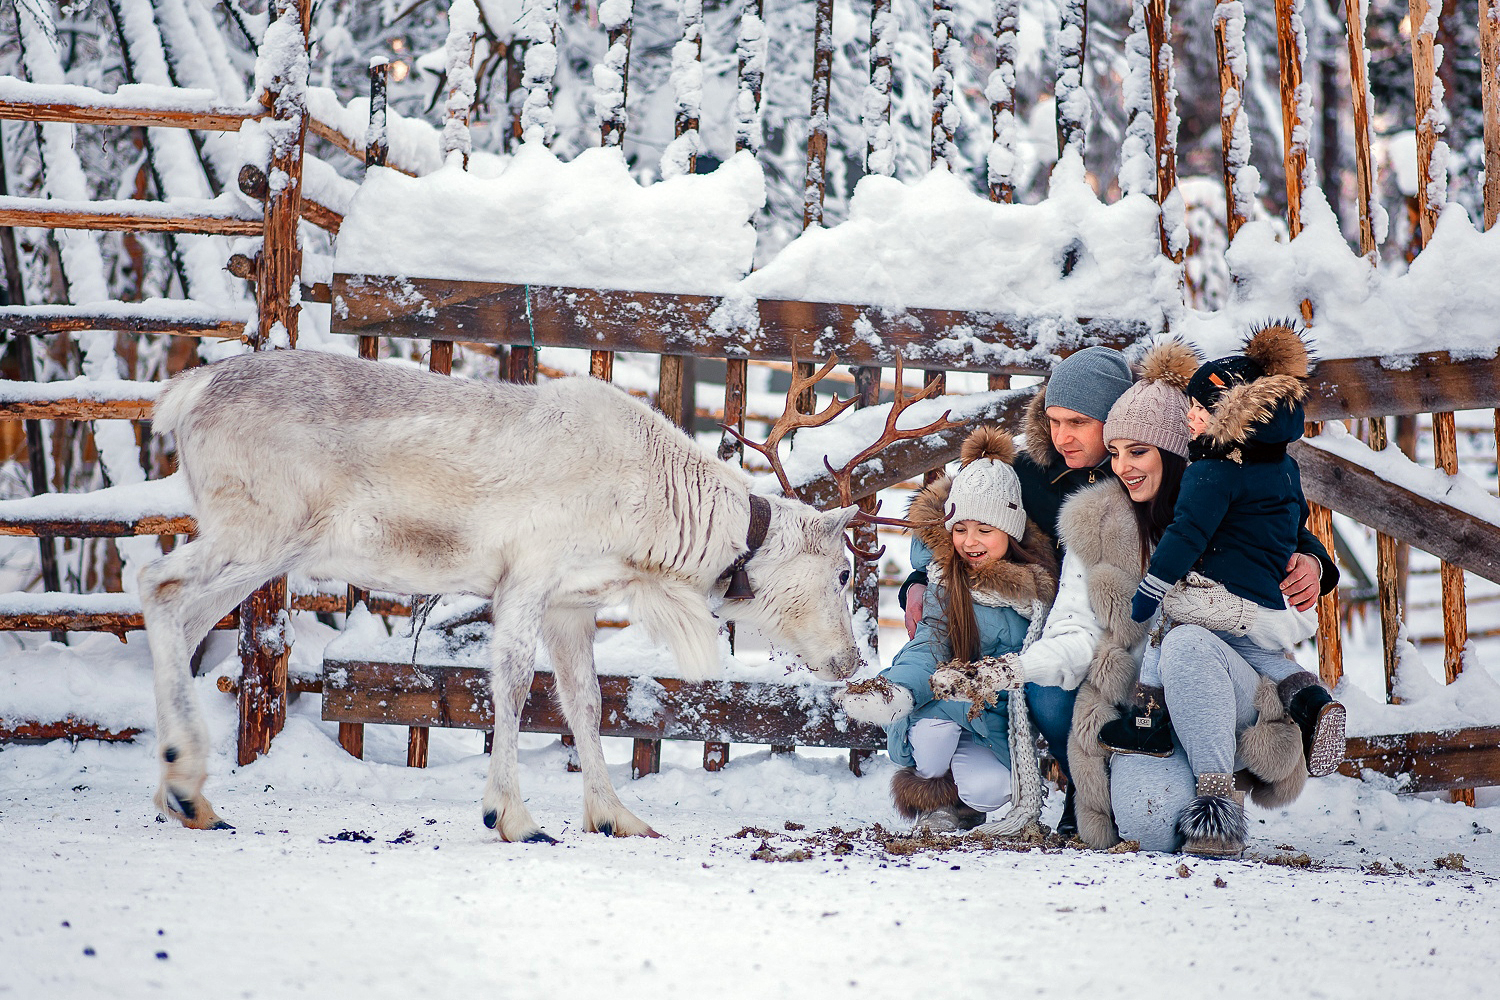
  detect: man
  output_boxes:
[897,346,1335,837]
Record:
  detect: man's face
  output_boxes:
[1046,406,1108,468]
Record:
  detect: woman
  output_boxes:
[1052,339,1322,854]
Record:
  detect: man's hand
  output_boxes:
[904,583,927,638]
[1281,552,1322,612]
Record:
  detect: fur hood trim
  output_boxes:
[908,475,1059,606]
[1200,373,1306,450]
[1022,385,1060,467]
[960,425,1017,468]
[1134,337,1201,389]
[1243,320,1312,379]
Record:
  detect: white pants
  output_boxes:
[908,718,1013,813]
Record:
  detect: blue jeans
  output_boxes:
[1025,682,1077,780]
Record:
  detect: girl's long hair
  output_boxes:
[1126,449,1188,571]
[941,530,1047,662]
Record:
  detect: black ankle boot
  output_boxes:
[1056,784,1079,838]
[1097,684,1174,757]
[1284,681,1347,777]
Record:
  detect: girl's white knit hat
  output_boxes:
[943,427,1027,540]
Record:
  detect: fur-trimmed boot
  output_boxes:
[1096,683,1174,757]
[891,767,986,833]
[1177,772,1248,858]
[1279,671,1347,777]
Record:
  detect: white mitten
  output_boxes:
[930,655,1023,721]
[836,677,915,725]
[1160,573,1256,636]
[1244,604,1319,651]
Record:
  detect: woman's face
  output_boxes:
[1108,439,1165,503]
[951,520,1010,569]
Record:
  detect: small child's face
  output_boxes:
[1186,401,1212,437]
[952,520,1010,569]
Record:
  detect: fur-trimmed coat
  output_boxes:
[882,477,1059,771]
[1059,480,1307,849]
[1150,323,1337,609]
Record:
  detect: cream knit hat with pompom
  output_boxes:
[943,426,1026,540]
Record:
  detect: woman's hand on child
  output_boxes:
[834,677,915,725]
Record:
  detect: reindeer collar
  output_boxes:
[721,494,771,600]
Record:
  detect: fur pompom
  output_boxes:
[1135,337,1201,390]
[1243,320,1312,380]
[959,425,1016,468]
[1176,793,1248,852]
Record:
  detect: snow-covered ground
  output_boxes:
[3,619,1499,1000]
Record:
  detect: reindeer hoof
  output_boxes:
[522,830,559,845]
[483,809,498,829]
[156,786,228,831]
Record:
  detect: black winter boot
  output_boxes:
[1097,683,1174,757]
[1177,772,1247,858]
[1055,784,1079,838]
[1280,672,1347,777]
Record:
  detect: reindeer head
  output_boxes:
[718,500,862,680]
[718,351,961,682]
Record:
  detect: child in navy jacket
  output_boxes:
[1104,322,1345,776]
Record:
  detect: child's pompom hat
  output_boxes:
[1103,338,1201,459]
[944,426,1026,541]
[1187,319,1312,412]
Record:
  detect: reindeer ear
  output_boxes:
[822,505,859,537]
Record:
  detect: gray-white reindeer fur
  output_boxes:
[141,350,860,841]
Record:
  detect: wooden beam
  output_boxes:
[1289,440,1500,585]
[322,659,888,749]
[0,397,154,420]
[0,306,247,339]
[1340,726,1500,792]
[0,720,142,743]
[0,514,196,537]
[1303,352,1500,420]
[0,97,260,132]
[0,609,234,636]
[0,198,261,236]
[330,274,1147,373]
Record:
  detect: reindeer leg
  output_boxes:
[481,581,554,843]
[544,606,659,838]
[138,538,278,830]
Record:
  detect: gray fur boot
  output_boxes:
[891,767,986,833]
[1177,772,1247,858]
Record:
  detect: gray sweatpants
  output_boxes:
[1110,624,1284,852]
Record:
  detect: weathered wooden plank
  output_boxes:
[322,659,887,749]
[0,397,154,421]
[1274,0,1309,238]
[330,274,1146,373]
[1289,440,1500,585]
[0,98,260,132]
[1303,352,1500,420]
[0,720,143,743]
[0,307,247,339]
[0,609,234,636]
[1341,726,1500,792]
[0,515,196,538]
[0,200,262,236]
[1344,0,1379,254]
[1483,0,1500,231]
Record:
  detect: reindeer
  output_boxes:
[141,349,956,841]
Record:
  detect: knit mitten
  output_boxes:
[1161,573,1317,651]
[836,677,915,725]
[929,654,1023,720]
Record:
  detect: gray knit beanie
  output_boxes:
[1102,339,1200,458]
[1044,346,1134,423]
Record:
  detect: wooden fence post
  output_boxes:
[239,0,308,767]
[1213,0,1250,241]
[988,0,1018,203]
[1146,0,1182,265]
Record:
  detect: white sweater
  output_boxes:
[1016,550,1102,690]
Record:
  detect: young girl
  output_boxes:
[839,427,1059,832]
[1103,323,1346,777]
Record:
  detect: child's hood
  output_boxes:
[1193,320,1311,450]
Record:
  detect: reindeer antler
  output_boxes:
[721,347,857,499]
[823,353,967,512]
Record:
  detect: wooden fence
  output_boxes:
[1,0,1498,796]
